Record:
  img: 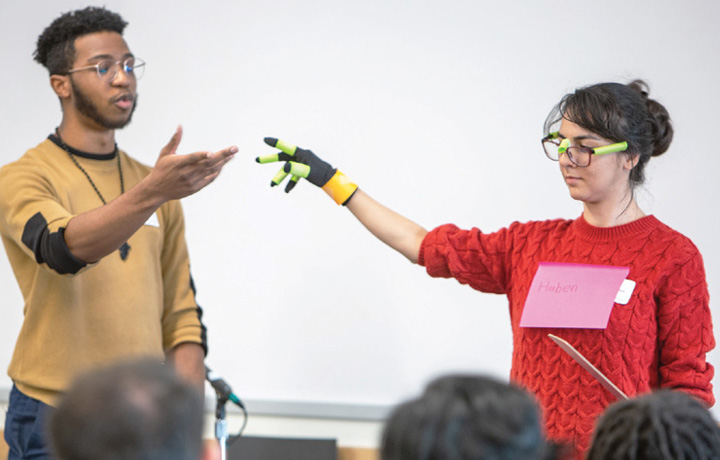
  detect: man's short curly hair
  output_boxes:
[34,6,127,75]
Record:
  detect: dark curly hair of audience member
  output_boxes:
[587,390,720,460]
[544,79,673,187]
[34,6,127,75]
[380,374,561,460]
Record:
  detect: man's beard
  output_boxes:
[71,79,138,130]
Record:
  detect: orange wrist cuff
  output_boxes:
[322,170,358,205]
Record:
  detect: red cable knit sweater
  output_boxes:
[419,214,715,457]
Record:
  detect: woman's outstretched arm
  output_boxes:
[257,137,427,263]
[346,189,426,263]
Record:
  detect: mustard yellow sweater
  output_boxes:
[0,138,206,405]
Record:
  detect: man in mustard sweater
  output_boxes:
[0,7,237,459]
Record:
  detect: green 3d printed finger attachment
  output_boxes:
[256,138,302,190]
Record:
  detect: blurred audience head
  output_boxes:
[587,389,720,460]
[380,374,559,460]
[49,358,217,460]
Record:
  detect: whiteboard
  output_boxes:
[0,0,718,418]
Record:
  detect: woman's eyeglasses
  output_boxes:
[542,132,628,167]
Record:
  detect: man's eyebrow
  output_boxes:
[86,52,134,62]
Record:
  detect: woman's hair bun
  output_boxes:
[628,80,673,157]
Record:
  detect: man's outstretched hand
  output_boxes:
[148,126,237,202]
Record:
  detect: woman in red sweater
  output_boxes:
[258,80,715,458]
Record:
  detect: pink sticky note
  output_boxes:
[519,262,629,329]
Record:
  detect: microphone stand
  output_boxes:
[206,365,247,460]
[214,391,229,460]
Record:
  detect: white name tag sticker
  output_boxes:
[144,212,160,228]
[615,279,636,305]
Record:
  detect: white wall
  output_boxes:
[0,0,718,429]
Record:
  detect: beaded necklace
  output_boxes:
[54,128,131,260]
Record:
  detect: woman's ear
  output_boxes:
[623,152,639,171]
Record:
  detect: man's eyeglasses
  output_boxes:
[67,57,145,81]
[541,132,628,167]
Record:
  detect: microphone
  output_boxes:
[205,365,245,409]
